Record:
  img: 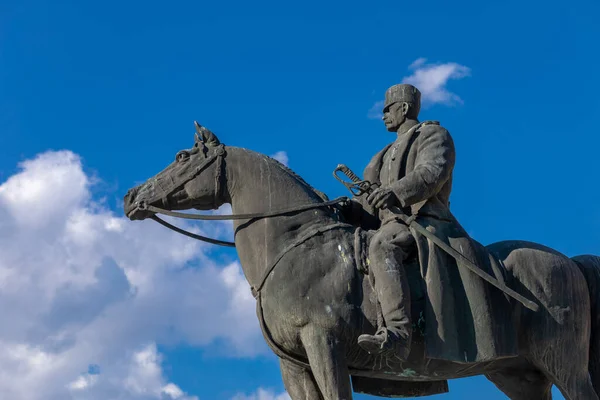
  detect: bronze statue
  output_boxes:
[123,85,600,399]
[349,84,517,363]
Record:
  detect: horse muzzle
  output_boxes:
[124,187,155,221]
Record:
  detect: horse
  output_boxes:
[124,126,600,400]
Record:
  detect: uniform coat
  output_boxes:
[358,121,517,363]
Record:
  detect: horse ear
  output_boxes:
[194,121,221,146]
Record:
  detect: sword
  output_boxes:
[333,164,539,312]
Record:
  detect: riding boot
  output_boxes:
[358,250,412,359]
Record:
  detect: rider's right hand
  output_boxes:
[367,186,398,210]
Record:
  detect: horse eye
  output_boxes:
[176,151,190,162]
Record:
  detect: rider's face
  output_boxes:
[382,102,407,132]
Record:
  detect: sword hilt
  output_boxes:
[333,164,375,196]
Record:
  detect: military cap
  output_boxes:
[383,84,421,110]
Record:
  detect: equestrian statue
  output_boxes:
[123,84,600,400]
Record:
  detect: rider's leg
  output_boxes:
[358,221,414,357]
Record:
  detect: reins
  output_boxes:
[143,197,348,221]
[138,143,349,247]
[144,197,348,247]
[149,215,238,247]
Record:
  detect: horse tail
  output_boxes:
[573,254,600,394]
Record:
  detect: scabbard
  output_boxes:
[391,206,539,312]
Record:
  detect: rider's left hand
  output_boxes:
[367,187,398,209]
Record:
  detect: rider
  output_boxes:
[355,83,444,357]
[348,83,517,363]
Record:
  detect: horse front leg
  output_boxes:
[280,358,323,400]
[299,325,353,400]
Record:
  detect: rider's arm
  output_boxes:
[391,125,455,208]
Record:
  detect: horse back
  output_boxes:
[487,240,590,347]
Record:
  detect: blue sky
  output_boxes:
[1,0,599,399]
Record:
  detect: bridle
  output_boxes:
[136,143,348,247]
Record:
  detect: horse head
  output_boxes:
[124,122,227,220]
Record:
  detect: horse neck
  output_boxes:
[224,147,335,286]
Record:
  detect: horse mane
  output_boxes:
[265,154,330,202]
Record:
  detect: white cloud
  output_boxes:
[162,383,185,399]
[0,151,88,229]
[367,100,385,120]
[270,151,289,167]
[123,344,166,396]
[64,343,198,400]
[368,58,471,119]
[68,373,98,391]
[231,387,290,400]
[402,58,471,106]
[0,150,267,399]
[122,344,198,400]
